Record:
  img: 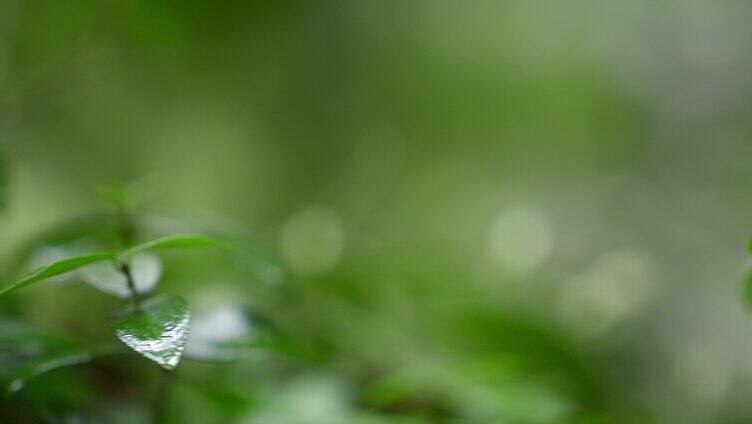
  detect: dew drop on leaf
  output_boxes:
[110,294,191,370]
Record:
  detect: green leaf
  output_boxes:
[27,241,96,284]
[125,233,286,285]
[110,294,191,370]
[132,214,287,285]
[9,213,121,264]
[0,316,113,395]
[6,352,97,395]
[0,252,115,298]
[125,234,224,257]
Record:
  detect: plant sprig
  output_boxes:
[0,234,225,299]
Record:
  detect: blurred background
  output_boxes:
[2,1,752,423]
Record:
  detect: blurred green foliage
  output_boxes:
[3,1,752,423]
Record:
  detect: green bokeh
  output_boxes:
[2,1,752,423]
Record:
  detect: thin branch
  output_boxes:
[119,262,141,311]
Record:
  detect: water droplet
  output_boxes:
[110,294,191,370]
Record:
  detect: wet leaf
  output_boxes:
[185,305,280,362]
[0,252,116,298]
[82,252,162,298]
[110,294,191,370]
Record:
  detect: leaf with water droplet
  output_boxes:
[110,294,191,370]
[82,252,162,298]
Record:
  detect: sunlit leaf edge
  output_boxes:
[125,233,285,284]
[125,234,225,257]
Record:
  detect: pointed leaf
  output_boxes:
[27,240,102,285]
[110,294,191,370]
[125,233,286,286]
[82,252,162,298]
[125,234,224,257]
[0,252,115,298]
[125,234,285,285]
[141,215,285,285]
[6,213,122,278]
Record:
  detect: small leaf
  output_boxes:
[82,252,162,298]
[125,234,224,257]
[0,252,115,298]
[110,294,191,370]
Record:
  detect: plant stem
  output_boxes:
[119,262,142,310]
[152,368,175,423]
